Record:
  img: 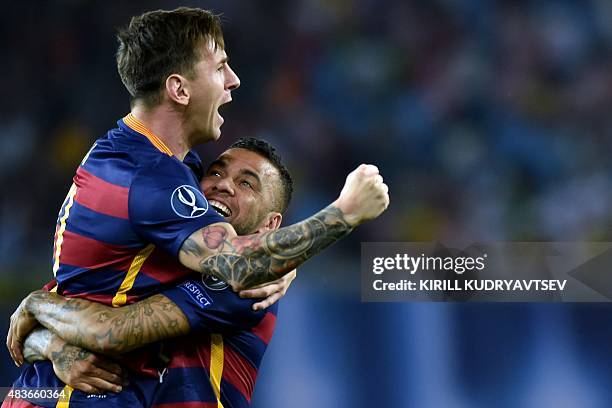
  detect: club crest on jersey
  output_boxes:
[202,274,229,291]
[171,185,209,218]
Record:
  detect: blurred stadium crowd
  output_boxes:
[1,1,611,407]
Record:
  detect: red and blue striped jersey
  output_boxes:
[9,114,232,407]
[52,113,224,306]
[9,114,278,407]
[158,276,279,408]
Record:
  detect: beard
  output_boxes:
[233,219,259,236]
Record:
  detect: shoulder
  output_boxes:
[94,125,173,167]
[184,150,205,181]
[132,154,199,189]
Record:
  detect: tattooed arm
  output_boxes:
[9,272,295,363]
[179,165,389,290]
[180,205,352,290]
[10,290,189,362]
[22,327,125,394]
[21,327,52,363]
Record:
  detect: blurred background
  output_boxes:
[1,0,612,406]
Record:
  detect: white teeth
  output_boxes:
[209,200,232,217]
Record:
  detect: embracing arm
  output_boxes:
[180,205,352,291]
[10,273,297,362]
[22,327,125,394]
[179,164,389,290]
[22,290,189,356]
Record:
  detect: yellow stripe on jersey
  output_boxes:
[53,183,78,277]
[123,113,174,156]
[210,334,225,408]
[111,244,155,307]
[55,385,73,407]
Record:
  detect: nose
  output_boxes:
[226,64,240,91]
[212,176,235,196]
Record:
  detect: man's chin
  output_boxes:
[211,126,222,141]
[198,128,221,143]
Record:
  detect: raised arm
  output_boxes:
[179,164,389,290]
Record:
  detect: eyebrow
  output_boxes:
[208,158,225,169]
[240,168,261,185]
[207,159,261,186]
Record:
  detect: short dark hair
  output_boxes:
[228,137,293,214]
[116,7,224,106]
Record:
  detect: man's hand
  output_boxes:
[333,164,390,227]
[7,297,38,366]
[46,334,125,395]
[239,269,297,310]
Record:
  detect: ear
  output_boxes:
[256,212,282,233]
[165,74,190,106]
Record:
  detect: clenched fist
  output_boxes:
[333,164,390,226]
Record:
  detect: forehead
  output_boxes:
[214,148,278,180]
[199,38,227,62]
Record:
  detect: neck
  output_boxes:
[131,104,191,161]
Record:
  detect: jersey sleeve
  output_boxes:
[162,278,268,333]
[129,155,226,256]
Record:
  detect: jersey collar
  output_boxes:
[122,113,174,156]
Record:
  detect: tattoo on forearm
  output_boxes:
[185,205,353,289]
[24,326,95,379]
[26,291,189,355]
[50,342,92,376]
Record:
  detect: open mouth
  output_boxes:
[209,200,232,217]
[218,98,231,115]
[216,106,226,125]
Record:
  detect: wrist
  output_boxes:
[331,199,360,227]
[44,332,66,360]
[23,290,44,316]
